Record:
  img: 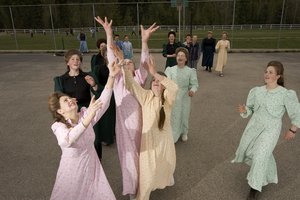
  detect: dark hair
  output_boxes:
[156,71,168,131]
[48,92,72,128]
[124,35,129,38]
[64,49,83,70]
[96,38,106,49]
[168,31,176,38]
[266,61,285,87]
[175,47,189,65]
[114,34,120,38]
[185,34,191,38]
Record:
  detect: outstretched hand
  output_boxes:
[108,60,121,77]
[145,55,157,76]
[110,44,124,62]
[141,23,160,43]
[87,96,103,116]
[284,131,295,140]
[85,75,96,87]
[94,16,112,34]
[238,104,246,114]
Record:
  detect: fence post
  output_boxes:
[231,0,236,48]
[277,0,286,48]
[136,2,140,48]
[49,5,57,51]
[9,6,19,50]
[92,3,97,41]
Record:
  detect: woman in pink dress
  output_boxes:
[94,16,159,200]
[48,60,120,200]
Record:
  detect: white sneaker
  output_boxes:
[181,134,188,142]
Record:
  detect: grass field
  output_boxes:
[1,29,299,50]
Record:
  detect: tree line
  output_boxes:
[0,0,299,29]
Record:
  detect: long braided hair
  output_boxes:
[48,92,72,128]
[156,71,167,131]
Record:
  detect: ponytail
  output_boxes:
[158,90,166,130]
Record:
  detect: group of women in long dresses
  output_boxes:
[48,16,300,200]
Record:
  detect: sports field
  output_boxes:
[1,29,300,50]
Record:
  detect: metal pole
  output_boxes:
[277,0,286,48]
[49,5,57,51]
[190,7,193,35]
[178,4,181,42]
[9,6,19,49]
[92,3,97,41]
[183,2,185,41]
[231,0,236,48]
[137,3,140,48]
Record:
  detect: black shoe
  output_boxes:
[208,68,212,72]
[247,188,259,200]
[205,67,208,71]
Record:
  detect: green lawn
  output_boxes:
[1,29,299,50]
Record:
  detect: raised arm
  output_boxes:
[91,60,120,124]
[147,56,178,105]
[135,23,160,85]
[52,96,103,148]
[124,66,148,105]
[94,16,115,64]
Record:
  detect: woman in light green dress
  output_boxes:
[165,47,199,143]
[232,61,300,200]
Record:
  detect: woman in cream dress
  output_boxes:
[215,32,230,77]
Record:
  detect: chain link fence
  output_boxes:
[0,0,299,50]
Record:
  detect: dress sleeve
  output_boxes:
[124,67,148,105]
[164,67,171,78]
[160,77,178,106]
[134,48,149,85]
[51,122,86,148]
[189,69,199,93]
[240,87,256,118]
[54,76,63,92]
[91,88,113,126]
[215,41,220,51]
[284,90,300,128]
[227,40,231,50]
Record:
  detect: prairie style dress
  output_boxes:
[108,48,148,195]
[165,65,199,143]
[50,89,116,200]
[201,37,216,68]
[232,86,300,192]
[215,39,230,72]
[124,68,179,200]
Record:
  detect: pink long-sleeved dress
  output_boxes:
[50,89,116,200]
[110,49,148,195]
